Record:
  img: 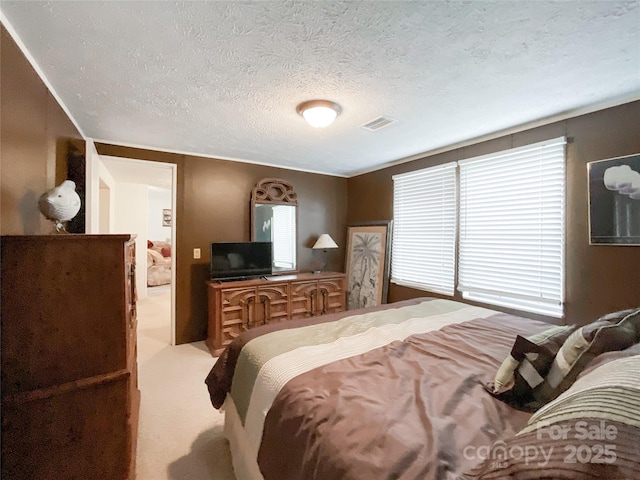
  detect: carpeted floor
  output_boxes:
[135,286,236,480]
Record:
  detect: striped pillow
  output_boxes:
[533,308,640,405]
[468,350,640,479]
[487,325,575,410]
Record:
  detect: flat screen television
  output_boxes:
[210,241,272,280]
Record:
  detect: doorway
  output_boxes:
[94,154,177,347]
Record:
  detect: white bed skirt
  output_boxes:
[223,396,265,480]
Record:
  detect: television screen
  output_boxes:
[210,242,272,280]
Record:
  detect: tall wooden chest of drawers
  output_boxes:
[1,234,140,480]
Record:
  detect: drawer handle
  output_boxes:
[320,288,328,315]
[260,295,271,324]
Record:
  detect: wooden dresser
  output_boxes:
[1,234,140,480]
[206,272,345,356]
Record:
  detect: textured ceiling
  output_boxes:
[2,1,639,177]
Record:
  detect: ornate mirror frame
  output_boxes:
[251,178,298,273]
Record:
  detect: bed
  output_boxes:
[205,297,640,480]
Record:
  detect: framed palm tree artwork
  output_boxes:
[345,220,393,310]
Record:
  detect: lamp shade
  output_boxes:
[297,100,342,128]
[312,234,338,249]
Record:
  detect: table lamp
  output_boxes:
[311,234,338,273]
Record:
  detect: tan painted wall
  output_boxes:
[347,101,640,326]
[1,25,83,235]
[96,143,348,344]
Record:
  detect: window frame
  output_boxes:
[391,137,566,318]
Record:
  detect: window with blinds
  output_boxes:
[458,137,566,317]
[392,163,457,295]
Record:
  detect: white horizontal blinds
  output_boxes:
[272,205,296,269]
[458,137,566,317]
[392,163,457,295]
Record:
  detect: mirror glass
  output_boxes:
[254,204,297,272]
[251,178,298,273]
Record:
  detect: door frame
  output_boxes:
[86,139,177,346]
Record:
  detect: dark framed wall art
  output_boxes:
[345,220,393,310]
[588,153,640,245]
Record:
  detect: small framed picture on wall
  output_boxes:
[162,209,172,227]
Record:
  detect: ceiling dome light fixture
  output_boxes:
[296,100,342,128]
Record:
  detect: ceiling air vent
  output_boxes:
[359,116,397,132]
